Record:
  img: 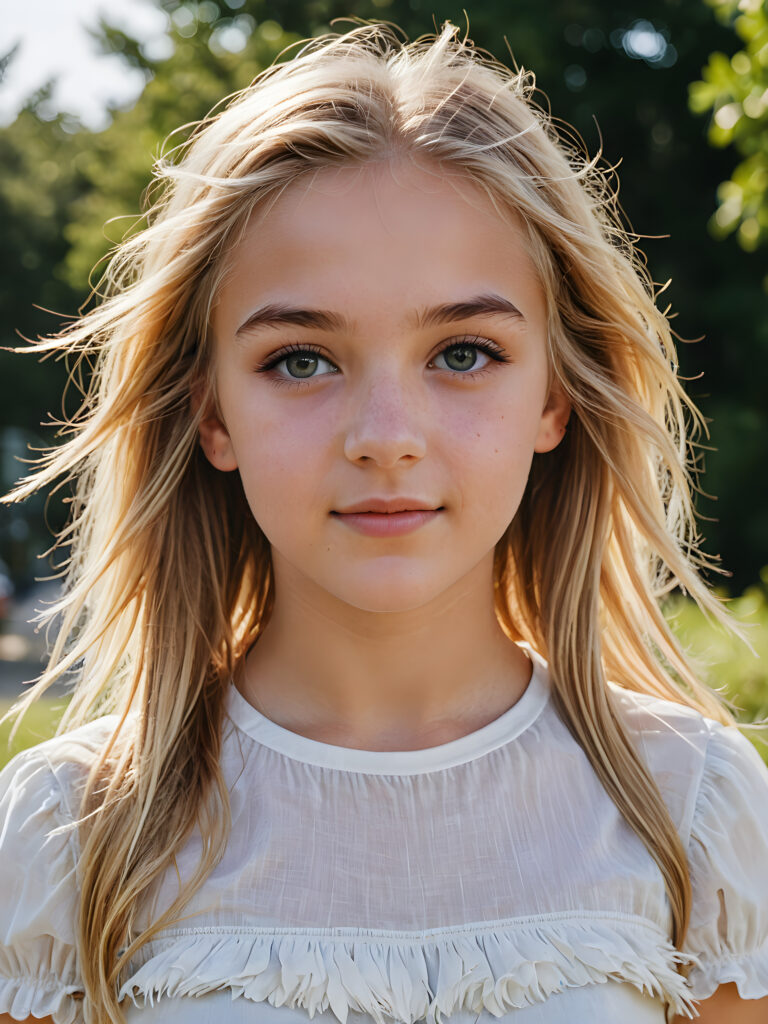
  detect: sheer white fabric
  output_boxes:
[2,646,768,1024]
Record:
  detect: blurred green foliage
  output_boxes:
[1,0,767,591]
[664,568,768,729]
[689,0,768,252]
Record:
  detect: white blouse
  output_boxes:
[1,647,768,1024]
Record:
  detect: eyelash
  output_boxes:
[254,335,510,389]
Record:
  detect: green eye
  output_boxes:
[438,345,483,372]
[260,345,339,380]
[284,352,322,378]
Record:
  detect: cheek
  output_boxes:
[228,397,335,528]
[440,397,540,512]
[439,392,541,461]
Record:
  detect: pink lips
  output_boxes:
[331,509,442,537]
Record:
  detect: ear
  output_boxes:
[533,376,572,454]
[191,382,239,472]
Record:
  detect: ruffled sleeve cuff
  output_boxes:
[0,973,83,1023]
[683,721,768,1001]
[685,940,768,1002]
[0,744,84,1022]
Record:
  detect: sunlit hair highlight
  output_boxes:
[1,18,758,1023]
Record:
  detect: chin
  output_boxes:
[328,574,451,614]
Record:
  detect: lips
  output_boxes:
[331,508,442,537]
[333,498,441,515]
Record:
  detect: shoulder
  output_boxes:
[607,680,716,779]
[606,681,767,845]
[608,679,716,742]
[2,710,124,768]
[606,679,735,765]
[0,713,124,834]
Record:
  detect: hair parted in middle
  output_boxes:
[2,18,742,1022]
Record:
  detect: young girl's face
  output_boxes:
[202,157,569,614]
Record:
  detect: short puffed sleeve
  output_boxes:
[683,720,768,1001]
[0,743,84,1023]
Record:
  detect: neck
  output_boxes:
[237,550,533,750]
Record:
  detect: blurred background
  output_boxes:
[1,0,767,764]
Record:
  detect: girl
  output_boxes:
[0,19,766,1024]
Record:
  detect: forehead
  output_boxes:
[214,157,545,330]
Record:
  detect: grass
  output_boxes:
[2,575,768,773]
[0,694,70,772]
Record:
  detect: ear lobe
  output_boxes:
[192,385,239,472]
[533,379,572,454]
[198,414,239,471]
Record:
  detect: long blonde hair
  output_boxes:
[1,19,754,1023]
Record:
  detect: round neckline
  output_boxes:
[224,645,551,775]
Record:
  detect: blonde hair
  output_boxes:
[1,19,755,1023]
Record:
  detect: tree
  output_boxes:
[0,83,85,431]
[0,77,92,582]
[689,0,768,254]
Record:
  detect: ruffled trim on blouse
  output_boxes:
[117,914,701,1023]
[0,973,82,1024]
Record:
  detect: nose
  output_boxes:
[342,371,428,466]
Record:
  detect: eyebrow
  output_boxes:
[235,292,525,337]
